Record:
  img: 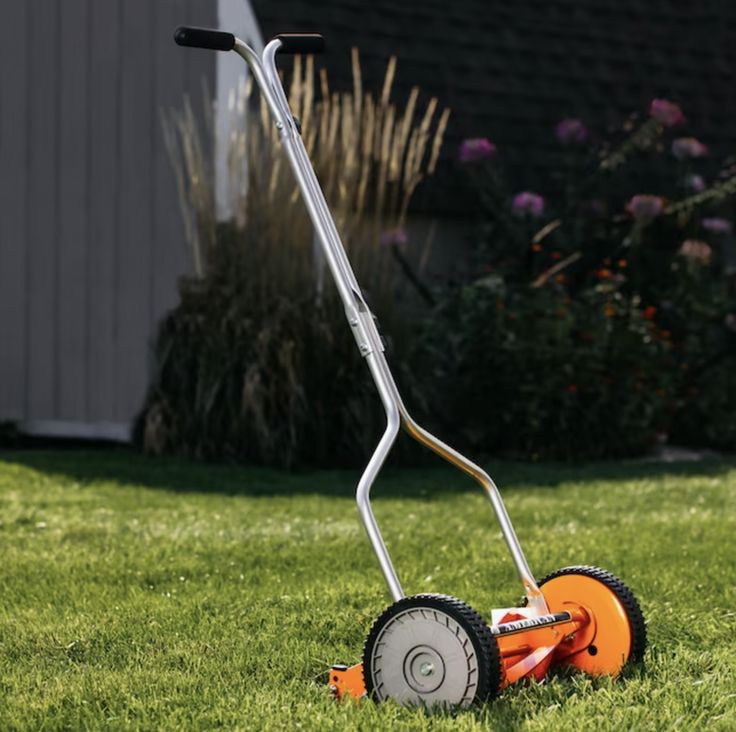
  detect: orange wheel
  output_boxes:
[538,566,646,676]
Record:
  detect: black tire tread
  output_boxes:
[362,593,503,704]
[536,565,647,662]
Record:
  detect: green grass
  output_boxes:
[1,449,734,730]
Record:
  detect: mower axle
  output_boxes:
[491,610,585,637]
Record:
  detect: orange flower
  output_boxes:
[643,306,657,320]
[555,274,567,284]
[595,268,612,279]
[531,242,543,252]
[618,259,628,268]
[604,302,616,317]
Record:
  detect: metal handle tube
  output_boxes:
[257,41,402,595]
[227,34,542,609]
[233,40,359,311]
[401,405,547,613]
[262,41,366,300]
[356,353,404,601]
[368,351,547,612]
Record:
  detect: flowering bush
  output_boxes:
[421,279,674,459]
[418,98,736,458]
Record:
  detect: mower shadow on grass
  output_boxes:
[0,447,732,499]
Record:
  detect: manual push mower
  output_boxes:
[174,26,647,708]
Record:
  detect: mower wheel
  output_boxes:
[362,594,502,708]
[537,565,646,675]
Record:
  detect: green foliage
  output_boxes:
[422,104,736,458]
[1,450,735,729]
[424,278,673,459]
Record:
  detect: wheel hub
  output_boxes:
[404,645,446,693]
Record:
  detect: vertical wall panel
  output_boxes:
[87,0,121,422]
[26,0,59,420]
[58,0,89,420]
[0,0,228,437]
[0,1,28,418]
[116,0,155,422]
[152,0,190,327]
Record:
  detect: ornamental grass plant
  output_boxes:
[138,52,449,467]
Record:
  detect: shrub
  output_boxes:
[138,52,449,467]
[420,102,736,458]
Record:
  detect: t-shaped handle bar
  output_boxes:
[174,26,324,54]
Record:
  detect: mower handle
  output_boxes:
[274,33,325,54]
[174,26,235,52]
[171,24,546,613]
[174,27,324,55]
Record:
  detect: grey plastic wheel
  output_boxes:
[363,594,501,709]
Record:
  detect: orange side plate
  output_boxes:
[329,663,366,701]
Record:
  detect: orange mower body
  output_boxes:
[331,567,646,703]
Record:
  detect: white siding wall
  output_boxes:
[0,0,260,440]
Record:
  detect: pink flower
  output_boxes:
[511,191,545,218]
[679,239,712,264]
[701,217,732,235]
[555,118,589,144]
[379,227,408,247]
[671,137,708,160]
[458,137,496,163]
[625,194,666,222]
[686,174,706,193]
[649,98,685,127]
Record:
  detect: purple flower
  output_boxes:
[649,98,685,127]
[511,191,545,218]
[379,227,408,247]
[625,194,666,222]
[671,137,708,160]
[587,199,606,217]
[458,137,496,163]
[686,174,706,193]
[701,217,733,235]
[679,239,712,264]
[555,118,589,144]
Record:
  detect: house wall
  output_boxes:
[0,0,259,440]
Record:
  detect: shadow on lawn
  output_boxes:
[0,445,733,498]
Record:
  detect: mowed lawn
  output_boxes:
[0,450,734,731]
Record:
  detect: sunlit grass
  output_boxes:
[1,450,734,730]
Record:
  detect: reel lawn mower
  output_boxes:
[174,26,647,709]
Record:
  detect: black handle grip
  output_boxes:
[174,26,235,52]
[274,33,325,54]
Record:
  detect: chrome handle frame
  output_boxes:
[232,37,547,613]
